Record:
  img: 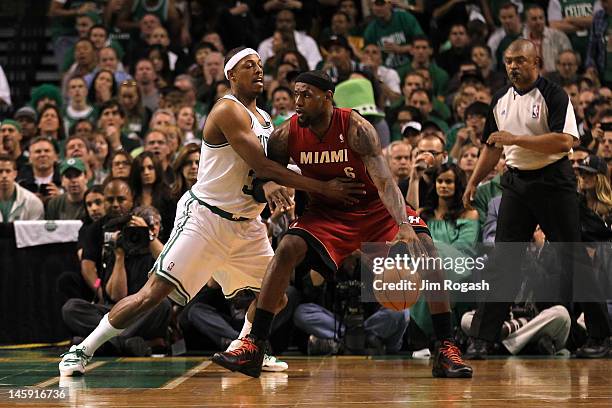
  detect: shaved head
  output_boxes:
[503,39,540,90]
[506,39,538,59]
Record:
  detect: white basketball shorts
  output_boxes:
[152,191,273,306]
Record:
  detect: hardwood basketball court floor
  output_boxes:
[0,350,610,407]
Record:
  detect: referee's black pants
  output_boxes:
[471,158,611,342]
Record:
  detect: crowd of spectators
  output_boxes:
[0,0,611,357]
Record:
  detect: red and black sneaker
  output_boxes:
[432,340,473,378]
[211,334,266,378]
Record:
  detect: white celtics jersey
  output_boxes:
[191,94,273,219]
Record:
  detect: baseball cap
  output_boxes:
[324,35,351,52]
[14,106,37,122]
[576,155,608,175]
[1,119,22,133]
[401,121,422,136]
[59,157,86,176]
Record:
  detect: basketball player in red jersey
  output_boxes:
[212,71,473,378]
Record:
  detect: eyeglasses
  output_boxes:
[120,80,138,87]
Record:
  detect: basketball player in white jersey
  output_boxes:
[59,47,364,376]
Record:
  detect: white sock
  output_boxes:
[238,315,252,339]
[79,314,124,355]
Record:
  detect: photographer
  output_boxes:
[293,252,410,355]
[61,178,170,356]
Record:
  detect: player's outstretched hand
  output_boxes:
[263,181,294,212]
[323,177,366,205]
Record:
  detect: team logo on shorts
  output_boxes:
[168,262,175,271]
[532,103,540,119]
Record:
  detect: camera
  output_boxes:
[334,256,366,353]
[602,122,612,132]
[38,183,49,196]
[103,214,150,256]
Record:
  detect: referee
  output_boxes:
[463,39,610,358]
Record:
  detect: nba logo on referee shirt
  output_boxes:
[532,104,540,118]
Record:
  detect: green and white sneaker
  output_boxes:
[262,354,288,372]
[226,339,288,372]
[59,345,92,377]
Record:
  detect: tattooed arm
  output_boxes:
[347,111,419,243]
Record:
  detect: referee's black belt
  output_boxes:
[189,190,251,222]
[506,156,568,175]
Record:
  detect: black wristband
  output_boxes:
[252,178,271,203]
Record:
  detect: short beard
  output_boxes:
[297,115,310,128]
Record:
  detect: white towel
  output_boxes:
[14,220,83,248]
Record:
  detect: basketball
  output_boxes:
[373,261,421,311]
[372,242,422,311]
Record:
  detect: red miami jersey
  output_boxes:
[286,107,429,272]
[288,107,379,209]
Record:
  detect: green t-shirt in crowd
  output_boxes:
[396,62,450,97]
[62,105,98,136]
[445,122,464,152]
[364,10,424,69]
[473,174,503,228]
[50,0,92,38]
[45,193,85,221]
[557,0,597,61]
[131,0,169,22]
[0,189,17,222]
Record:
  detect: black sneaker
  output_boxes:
[307,335,340,356]
[211,334,266,378]
[432,340,473,378]
[464,337,493,360]
[575,337,609,358]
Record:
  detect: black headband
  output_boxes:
[295,72,335,93]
